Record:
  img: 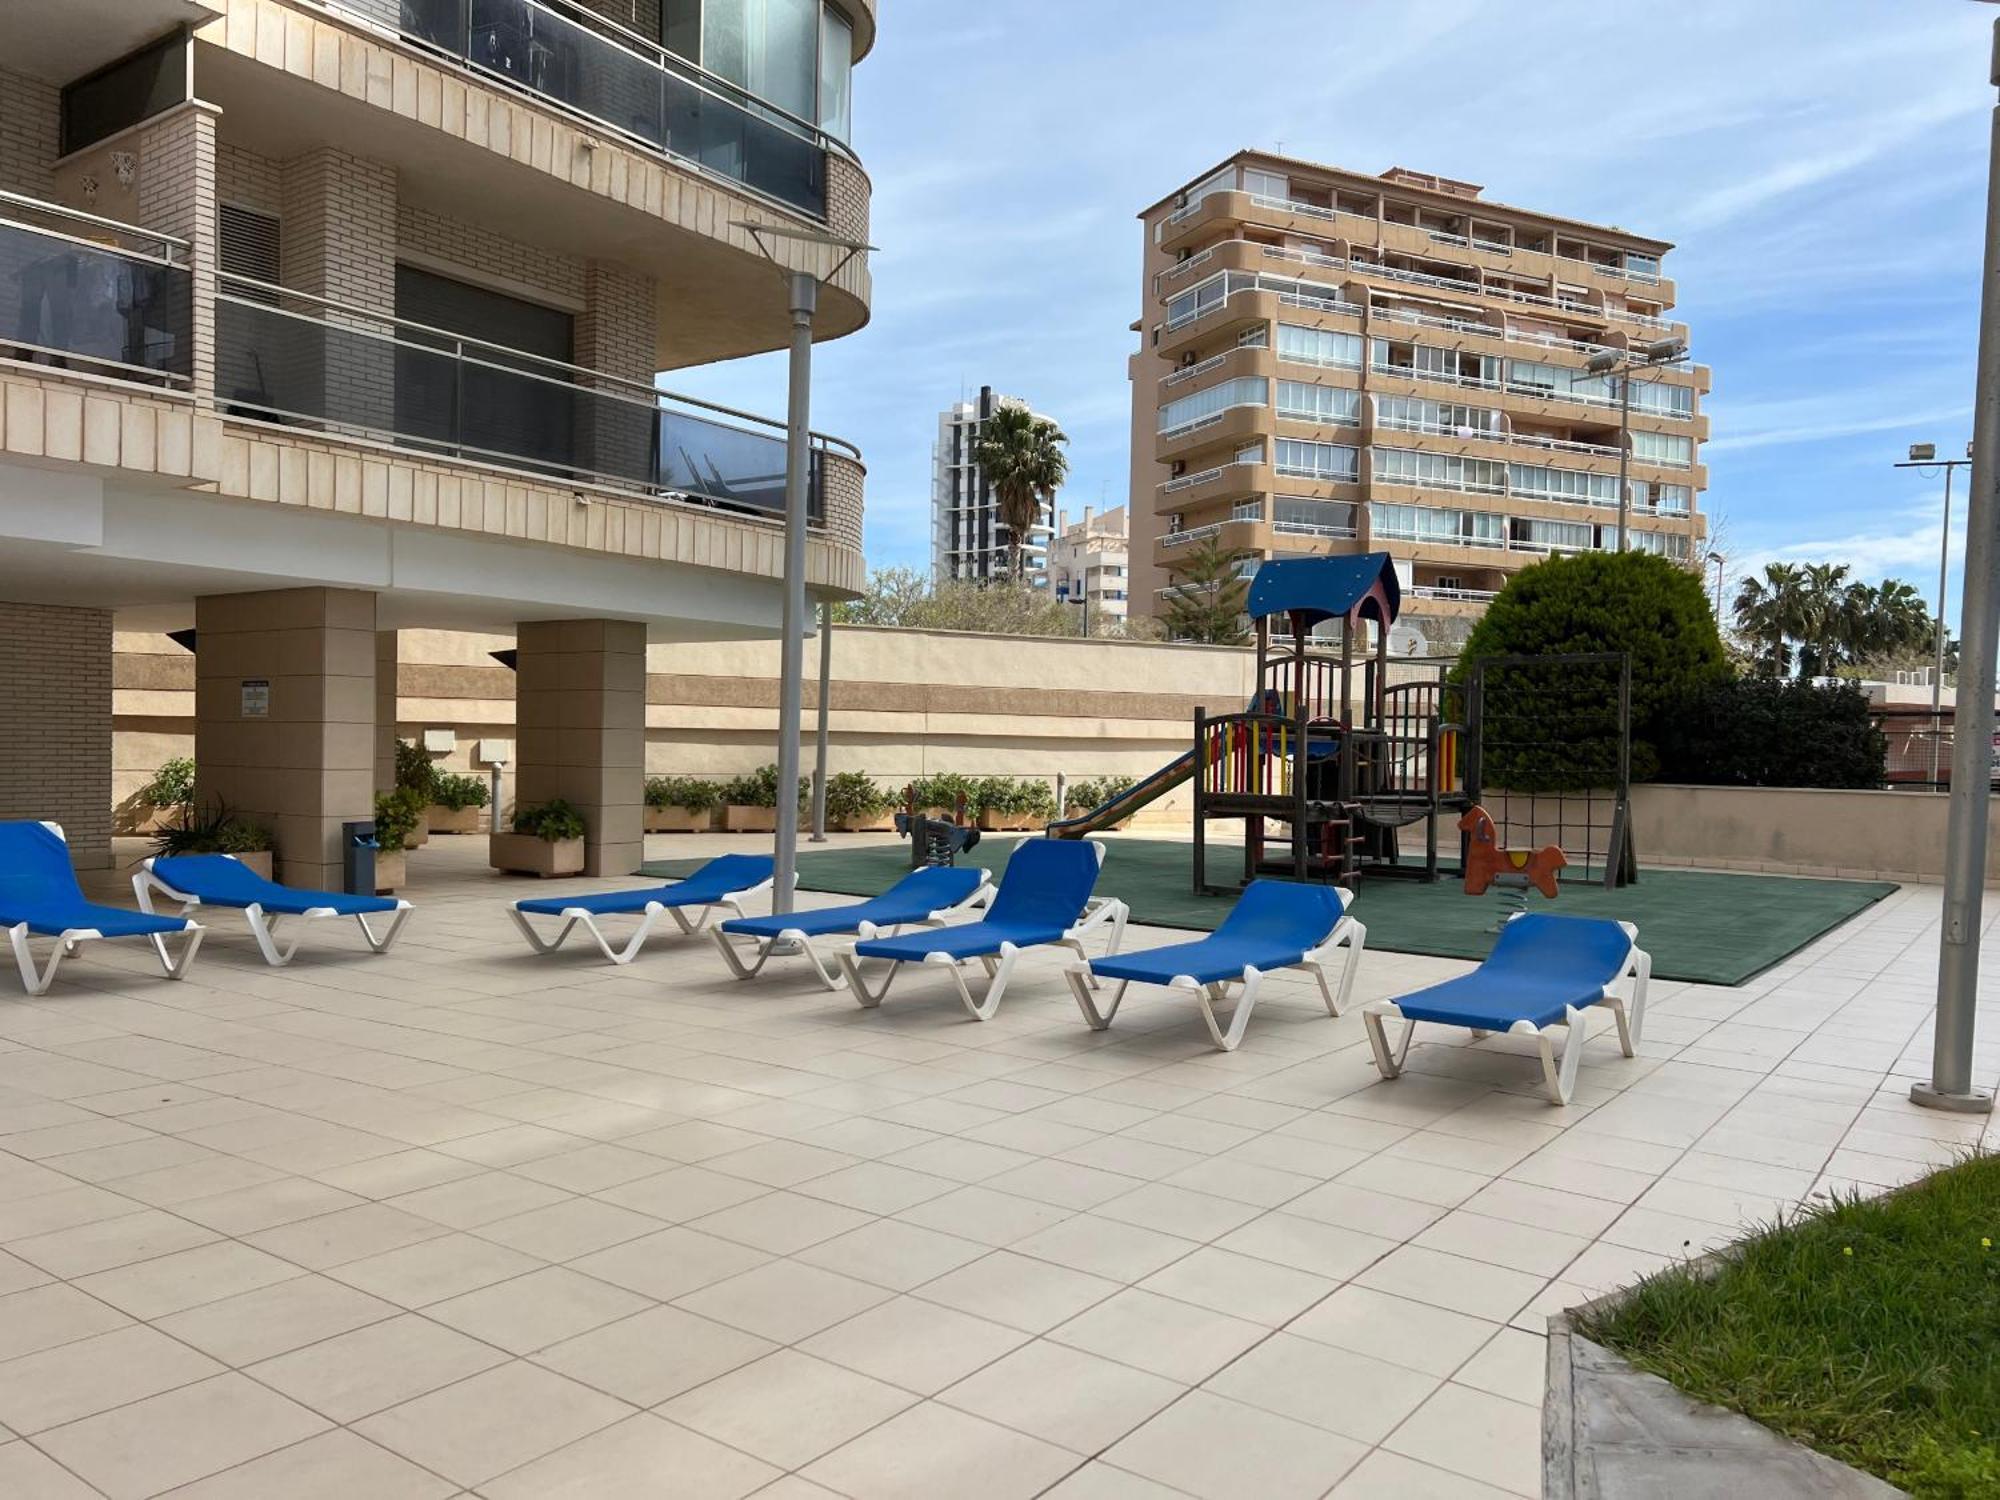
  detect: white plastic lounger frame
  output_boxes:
[1063,906,1368,1052]
[7,920,204,996]
[709,878,996,990]
[133,859,411,968]
[1360,918,1651,1105]
[837,896,1130,1021]
[509,873,779,966]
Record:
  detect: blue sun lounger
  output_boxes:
[1362,912,1650,1105]
[135,854,412,967]
[1,821,204,994]
[711,864,993,990]
[1064,879,1366,1051]
[509,853,776,964]
[837,839,1126,1020]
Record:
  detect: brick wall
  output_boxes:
[136,105,219,398]
[576,259,657,483]
[823,449,864,553]
[217,143,285,219]
[826,153,870,252]
[280,147,397,432]
[0,67,57,199]
[0,602,113,869]
[571,0,661,46]
[397,204,584,307]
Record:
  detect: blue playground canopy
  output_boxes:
[1245,553,1400,628]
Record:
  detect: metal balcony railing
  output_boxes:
[0,192,191,387]
[334,0,849,219]
[214,271,856,524]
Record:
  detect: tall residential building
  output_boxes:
[0,0,873,880]
[1128,153,1708,638]
[931,385,1055,584]
[1046,505,1130,629]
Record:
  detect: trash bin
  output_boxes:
[342,820,379,896]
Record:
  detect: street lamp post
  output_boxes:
[1894,443,1970,786]
[1587,337,1689,551]
[1912,17,2000,1116]
[732,222,872,914]
[1708,551,1727,622]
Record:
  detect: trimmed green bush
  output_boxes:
[1658,677,1887,789]
[908,772,975,813]
[394,739,441,801]
[431,772,490,811]
[645,776,722,812]
[721,765,809,810]
[139,756,196,810]
[973,777,1057,819]
[1455,551,1730,787]
[824,772,891,823]
[373,786,428,848]
[513,798,586,842]
[1065,776,1137,814]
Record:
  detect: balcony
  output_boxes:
[214,273,848,524]
[0,192,192,389]
[332,0,846,219]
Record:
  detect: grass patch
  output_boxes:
[1578,1153,2000,1499]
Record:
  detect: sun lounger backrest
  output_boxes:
[884,865,985,911]
[0,821,81,907]
[1485,913,1631,985]
[685,854,774,894]
[985,839,1102,931]
[151,854,278,903]
[1215,879,1347,951]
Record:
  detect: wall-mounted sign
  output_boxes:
[240,679,270,718]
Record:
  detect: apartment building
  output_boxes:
[0,0,872,880]
[1128,152,1708,639]
[931,384,1055,584]
[1045,504,1130,630]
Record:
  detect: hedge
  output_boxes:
[1657,677,1887,789]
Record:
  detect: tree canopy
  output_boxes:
[1161,538,1251,645]
[834,567,1106,637]
[1732,562,1934,679]
[970,404,1069,582]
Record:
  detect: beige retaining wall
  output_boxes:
[1633,783,1981,885]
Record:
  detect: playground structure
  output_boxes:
[895,785,981,868]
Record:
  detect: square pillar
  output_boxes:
[0,602,112,870]
[195,588,376,890]
[514,620,645,877]
[375,630,399,795]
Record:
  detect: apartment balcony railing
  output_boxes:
[1159,352,1231,389]
[334,0,846,219]
[1372,525,1508,550]
[1160,523,1224,549]
[1508,431,1622,459]
[0,192,191,388]
[1371,470,1505,498]
[1406,584,1500,602]
[214,272,852,523]
[1370,360,1502,393]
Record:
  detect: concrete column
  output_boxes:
[375,630,399,795]
[195,588,376,890]
[514,619,645,877]
[135,101,221,401]
[0,602,112,869]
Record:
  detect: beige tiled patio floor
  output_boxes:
[0,833,1994,1498]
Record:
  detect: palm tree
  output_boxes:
[1794,562,1854,677]
[970,404,1069,582]
[1733,563,1807,677]
[1162,538,1252,645]
[1841,578,1935,667]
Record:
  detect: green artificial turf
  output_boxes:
[1578,1155,2000,1499]
[642,835,1896,986]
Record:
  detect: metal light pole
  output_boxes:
[1708,550,1727,622]
[1894,442,1970,787]
[1587,337,1688,551]
[810,599,831,843]
[1914,20,2000,1116]
[733,222,872,915]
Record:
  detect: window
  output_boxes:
[1370,503,1503,545]
[817,3,853,139]
[1375,395,1500,437]
[1514,518,1593,552]
[1625,252,1662,281]
[1276,381,1360,425]
[1275,439,1359,482]
[1158,376,1267,436]
[218,206,280,305]
[663,1,854,137]
[1372,447,1505,494]
[1508,358,1615,403]
[1243,168,1288,200]
[1273,497,1358,534]
[1238,323,1269,349]
[1277,324,1363,369]
[1508,462,1619,506]
[1632,429,1694,467]
[1629,380,1694,418]
[1651,483,1693,515]
[1631,529,1691,559]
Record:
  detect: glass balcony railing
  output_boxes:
[214,272,847,523]
[338,0,836,218]
[0,192,191,386]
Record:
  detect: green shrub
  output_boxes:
[720,765,809,810]
[1454,551,1730,787]
[394,739,441,801]
[512,798,586,842]
[150,799,271,857]
[1658,678,1887,789]
[431,772,490,811]
[645,776,722,812]
[139,756,196,809]
[824,772,891,822]
[973,777,1056,818]
[909,772,975,813]
[1065,776,1137,814]
[373,786,428,848]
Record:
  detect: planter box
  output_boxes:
[646,806,714,833]
[489,832,585,877]
[404,821,428,849]
[373,849,406,894]
[231,851,274,881]
[831,811,896,833]
[721,805,777,833]
[425,805,484,835]
[976,811,1039,832]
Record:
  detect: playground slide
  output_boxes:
[1046,749,1198,839]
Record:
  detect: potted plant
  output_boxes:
[720,765,809,833]
[427,772,490,834]
[371,786,427,891]
[491,798,587,877]
[150,798,275,880]
[645,776,721,833]
[824,772,894,832]
[1065,776,1139,831]
[394,739,442,847]
[128,756,196,834]
[908,772,974,822]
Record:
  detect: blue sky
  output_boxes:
[669,1,1995,627]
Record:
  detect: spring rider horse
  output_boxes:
[1459,805,1565,929]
